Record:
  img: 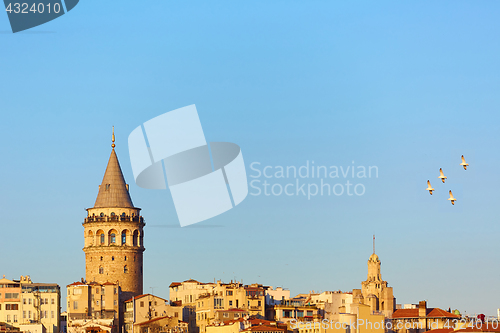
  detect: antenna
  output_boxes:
[373,235,375,254]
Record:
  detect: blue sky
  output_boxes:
[1,1,500,316]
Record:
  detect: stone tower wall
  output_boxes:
[84,207,144,300]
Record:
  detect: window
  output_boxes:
[223,313,229,318]
[23,299,26,304]
[114,288,117,295]
[226,291,233,296]
[99,267,104,274]
[102,300,105,307]
[73,288,82,295]
[124,256,127,261]
[5,293,19,299]
[100,256,103,261]
[112,256,115,261]
[23,311,26,319]
[100,234,105,244]
[140,301,144,307]
[124,265,128,273]
[96,288,99,294]
[44,311,47,319]
[106,184,110,190]
[6,315,11,322]
[100,212,104,217]
[29,298,32,304]
[258,301,261,306]
[29,311,31,318]
[235,313,240,318]
[111,233,116,243]
[114,300,117,306]
[122,233,126,245]
[229,301,233,306]
[45,298,48,304]
[51,311,54,318]
[52,298,55,305]
[96,300,99,306]
[307,311,313,316]
[175,312,178,318]
[6,304,19,310]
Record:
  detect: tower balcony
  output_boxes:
[84,215,144,223]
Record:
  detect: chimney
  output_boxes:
[419,301,427,317]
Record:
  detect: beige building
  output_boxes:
[83,131,145,303]
[264,288,290,306]
[169,280,216,306]
[0,275,60,333]
[66,280,120,333]
[123,294,183,333]
[178,281,265,333]
[270,297,320,325]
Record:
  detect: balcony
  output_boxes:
[84,216,144,223]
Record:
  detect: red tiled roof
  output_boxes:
[170,282,182,288]
[243,326,284,332]
[124,294,168,303]
[217,308,247,312]
[455,323,500,332]
[247,319,273,326]
[67,282,86,287]
[424,328,454,333]
[392,308,460,319]
[137,316,172,326]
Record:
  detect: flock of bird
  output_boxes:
[425,155,469,205]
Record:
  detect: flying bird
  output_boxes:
[425,180,435,195]
[447,190,457,205]
[438,168,447,183]
[460,155,469,170]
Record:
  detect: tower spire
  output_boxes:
[112,126,116,149]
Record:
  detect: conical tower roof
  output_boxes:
[93,148,134,208]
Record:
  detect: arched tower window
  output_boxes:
[100,234,105,244]
[133,230,138,246]
[99,267,104,274]
[108,229,118,244]
[124,266,128,274]
[122,231,126,245]
[100,212,104,217]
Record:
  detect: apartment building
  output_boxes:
[66,280,120,333]
[0,275,60,333]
